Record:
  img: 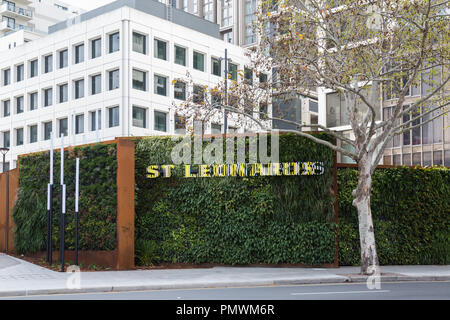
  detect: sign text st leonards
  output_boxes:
[146,162,325,179]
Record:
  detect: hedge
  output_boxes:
[134,133,337,265]
[13,143,118,253]
[338,166,450,265]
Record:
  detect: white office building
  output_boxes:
[0,0,254,170]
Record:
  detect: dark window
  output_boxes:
[75,44,85,64]
[175,46,186,66]
[59,118,68,137]
[44,55,53,73]
[91,74,101,95]
[74,79,85,99]
[16,64,24,82]
[3,100,10,117]
[91,38,101,58]
[193,85,205,104]
[59,50,68,69]
[44,122,52,140]
[29,125,38,143]
[16,96,24,114]
[109,69,119,90]
[174,81,186,100]
[154,111,167,132]
[108,107,119,127]
[3,131,10,148]
[59,84,68,103]
[212,58,221,76]
[30,59,38,78]
[132,69,146,91]
[228,63,238,81]
[154,75,167,96]
[133,32,146,54]
[259,73,268,83]
[175,114,186,133]
[109,32,120,53]
[193,51,205,71]
[16,128,24,146]
[132,106,146,128]
[244,68,253,84]
[44,88,53,107]
[29,92,38,110]
[75,114,84,134]
[154,39,167,60]
[3,69,10,85]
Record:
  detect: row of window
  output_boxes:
[0,106,230,148]
[0,32,120,86]
[384,150,450,167]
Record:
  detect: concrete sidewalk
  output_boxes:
[1,254,449,297]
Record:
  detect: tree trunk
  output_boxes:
[353,155,380,275]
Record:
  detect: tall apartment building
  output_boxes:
[0,0,253,171]
[0,0,84,51]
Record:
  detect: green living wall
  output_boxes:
[13,143,118,254]
[135,133,337,266]
[338,167,450,265]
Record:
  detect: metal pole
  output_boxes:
[75,158,79,266]
[224,49,228,134]
[5,168,8,252]
[3,153,7,252]
[60,134,65,272]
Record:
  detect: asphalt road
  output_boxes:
[1,281,449,300]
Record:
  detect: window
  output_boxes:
[29,125,38,143]
[44,55,53,73]
[91,74,101,95]
[211,123,222,134]
[174,81,186,100]
[433,151,442,166]
[74,79,85,99]
[43,122,52,140]
[58,84,68,103]
[228,63,238,81]
[3,68,10,85]
[3,100,10,117]
[91,38,101,59]
[154,111,167,132]
[44,88,53,107]
[30,59,38,78]
[133,32,146,54]
[59,49,68,69]
[90,110,102,131]
[3,131,10,148]
[75,114,84,134]
[108,106,120,127]
[16,64,24,82]
[75,43,85,64]
[193,51,205,71]
[174,45,186,66]
[109,32,120,53]
[59,118,68,137]
[109,69,120,90]
[29,92,38,110]
[16,128,23,146]
[154,39,167,60]
[16,96,24,114]
[244,0,257,45]
[244,67,253,84]
[259,73,268,83]
[221,0,233,27]
[132,106,147,128]
[175,114,186,133]
[132,69,147,91]
[203,0,214,21]
[193,85,205,104]
[212,58,221,76]
[222,30,233,43]
[154,75,167,96]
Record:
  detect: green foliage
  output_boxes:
[338,167,450,265]
[135,133,336,265]
[135,239,160,266]
[13,143,118,253]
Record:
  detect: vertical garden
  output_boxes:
[13,143,118,254]
[134,133,337,266]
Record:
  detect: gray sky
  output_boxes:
[62,0,114,11]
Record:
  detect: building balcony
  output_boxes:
[0,19,33,33]
[0,2,33,20]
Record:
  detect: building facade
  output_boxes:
[0,0,254,171]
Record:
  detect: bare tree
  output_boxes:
[175,0,449,274]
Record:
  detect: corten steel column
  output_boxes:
[0,148,9,252]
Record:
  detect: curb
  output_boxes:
[0,275,448,298]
